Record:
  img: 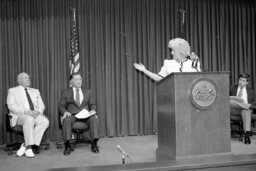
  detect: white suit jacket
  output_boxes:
[158,59,201,77]
[7,85,45,127]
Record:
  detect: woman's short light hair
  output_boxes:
[168,38,191,57]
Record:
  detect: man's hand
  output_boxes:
[17,112,24,116]
[32,111,41,119]
[248,104,252,109]
[63,111,72,118]
[24,110,41,119]
[24,110,33,116]
[89,110,96,114]
[90,110,97,119]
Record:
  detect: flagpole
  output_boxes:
[179,9,186,38]
[68,7,80,87]
[70,7,76,23]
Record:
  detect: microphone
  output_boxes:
[117,145,129,157]
[189,52,199,69]
[189,52,199,60]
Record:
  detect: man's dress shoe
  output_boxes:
[64,142,72,156]
[244,132,251,144]
[32,145,40,154]
[91,143,99,153]
[70,145,74,151]
[25,149,35,158]
[64,146,72,156]
[16,143,26,157]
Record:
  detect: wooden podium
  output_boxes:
[156,72,231,160]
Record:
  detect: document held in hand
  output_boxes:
[229,96,244,103]
[229,96,250,109]
[75,109,96,119]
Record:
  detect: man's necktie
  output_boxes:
[237,88,243,97]
[25,88,34,110]
[76,88,80,105]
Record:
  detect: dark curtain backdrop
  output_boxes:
[0,0,255,144]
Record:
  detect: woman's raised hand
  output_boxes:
[134,63,146,72]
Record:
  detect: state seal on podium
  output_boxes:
[190,78,218,110]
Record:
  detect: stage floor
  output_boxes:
[1,135,256,171]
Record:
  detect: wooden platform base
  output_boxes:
[49,153,256,171]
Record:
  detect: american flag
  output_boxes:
[69,8,80,75]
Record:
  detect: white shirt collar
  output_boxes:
[73,87,81,92]
[19,85,30,90]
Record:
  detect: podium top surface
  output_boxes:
[156,71,230,85]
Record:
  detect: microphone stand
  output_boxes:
[117,145,132,164]
[121,153,125,164]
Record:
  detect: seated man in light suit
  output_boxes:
[7,72,49,157]
[230,73,256,144]
[58,73,99,156]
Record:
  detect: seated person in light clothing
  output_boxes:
[230,73,256,144]
[134,38,201,81]
[7,72,49,157]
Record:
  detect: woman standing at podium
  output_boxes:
[134,38,201,81]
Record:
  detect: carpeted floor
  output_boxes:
[1,135,256,171]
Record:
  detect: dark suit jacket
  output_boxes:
[58,88,96,116]
[230,85,256,110]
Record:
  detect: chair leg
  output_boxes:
[56,140,65,149]
[4,142,23,155]
[40,139,50,150]
[4,133,23,155]
[76,132,81,143]
[5,140,50,155]
[56,130,91,151]
[238,122,243,141]
[72,131,91,146]
[70,132,80,147]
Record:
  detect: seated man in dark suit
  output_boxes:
[58,73,99,155]
[230,73,256,144]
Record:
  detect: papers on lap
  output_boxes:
[230,96,250,110]
[75,109,96,119]
[229,96,244,103]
